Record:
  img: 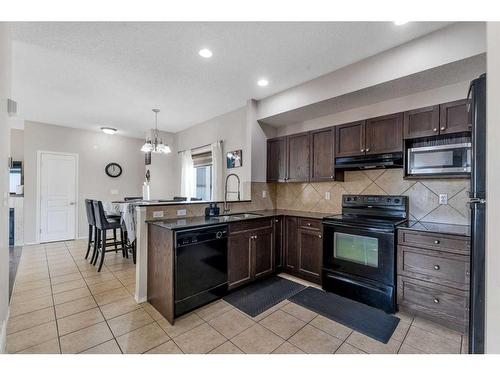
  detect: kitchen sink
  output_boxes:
[216,212,263,221]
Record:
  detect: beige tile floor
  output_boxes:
[6,239,468,354]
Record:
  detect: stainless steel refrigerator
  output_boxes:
[467,73,486,354]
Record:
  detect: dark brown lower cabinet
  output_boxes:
[228,219,274,290]
[298,226,323,284]
[284,216,298,271]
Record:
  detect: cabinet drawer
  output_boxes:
[398,246,469,290]
[229,218,273,234]
[398,230,470,255]
[397,276,468,333]
[298,218,322,231]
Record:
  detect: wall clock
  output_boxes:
[105,162,122,178]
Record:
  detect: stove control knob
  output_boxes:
[394,198,400,204]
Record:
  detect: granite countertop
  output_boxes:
[147,209,326,230]
[398,220,471,237]
[117,199,252,207]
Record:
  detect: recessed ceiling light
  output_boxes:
[199,48,213,58]
[394,21,409,26]
[257,79,269,87]
[101,127,117,135]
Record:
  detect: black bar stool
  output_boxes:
[84,199,96,260]
[92,200,125,272]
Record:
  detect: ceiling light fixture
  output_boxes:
[141,109,171,154]
[394,21,409,26]
[199,48,213,58]
[101,127,117,135]
[257,79,269,87]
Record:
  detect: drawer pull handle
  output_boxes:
[433,298,440,304]
[434,265,440,270]
[318,235,322,239]
[307,223,311,226]
[466,271,470,276]
[434,240,440,244]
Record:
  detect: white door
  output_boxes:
[40,152,77,242]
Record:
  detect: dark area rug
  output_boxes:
[289,287,400,343]
[224,276,306,317]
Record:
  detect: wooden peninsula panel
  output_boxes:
[147,224,175,324]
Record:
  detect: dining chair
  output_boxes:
[84,199,96,260]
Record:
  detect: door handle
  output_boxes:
[69,202,76,206]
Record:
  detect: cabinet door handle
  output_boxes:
[434,240,440,244]
[365,148,370,152]
[318,235,322,239]
[433,128,438,132]
[307,223,311,226]
[275,219,279,223]
[330,175,334,179]
[440,126,446,131]
[433,265,440,270]
[433,298,440,304]
[360,148,365,152]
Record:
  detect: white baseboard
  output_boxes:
[0,308,10,354]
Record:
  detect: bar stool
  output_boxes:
[92,200,125,272]
[84,199,96,260]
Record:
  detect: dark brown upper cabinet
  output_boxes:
[335,121,365,157]
[404,105,440,139]
[404,100,470,139]
[266,137,286,182]
[440,99,471,135]
[287,132,310,182]
[365,113,403,154]
[310,127,335,182]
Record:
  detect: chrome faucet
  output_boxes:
[223,173,241,213]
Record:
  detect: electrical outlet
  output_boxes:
[177,209,187,216]
[262,190,267,198]
[439,194,448,205]
[325,191,331,200]
[110,189,119,195]
[153,211,164,218]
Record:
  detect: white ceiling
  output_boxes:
[11,22,452,138]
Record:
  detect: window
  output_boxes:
[192,151,212,200]
[9,161,22,194]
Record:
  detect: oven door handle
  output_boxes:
[323,221,395,234]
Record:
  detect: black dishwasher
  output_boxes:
[174,224,228,317]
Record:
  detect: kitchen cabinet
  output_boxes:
[284,216,298,272]
[310,127,335,181]
[266,137,287,182]
[440,99,471,135]
[335,121,365,157]
[298,219,323,284]
[287,132,310,182]
[404,105,440,139]
[397,229,470,333]
[404,100,471,139]
[228,219,274,289]
[273,216,284,271]
[365,113,403,154]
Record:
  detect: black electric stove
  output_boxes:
[322,195,409,313]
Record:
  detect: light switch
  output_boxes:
[325,191,331,200]
[153,211,164,218]
[262,190,267,198]
[111,189,119,195]
[439,194,448,205]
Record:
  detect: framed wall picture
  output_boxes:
[226,149,242,169]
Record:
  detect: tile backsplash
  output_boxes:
[145,172,469,226]
[275,169,469,225]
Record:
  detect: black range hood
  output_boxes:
[335,152,403,170]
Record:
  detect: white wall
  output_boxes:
[258,22,486,120]
[486,22,500,354]
[0,22,11,353]
[10,128,23,161]
[276,80,474,136]
[23,121,145,244]
[175,106,251,200]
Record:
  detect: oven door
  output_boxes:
[323,222,395,286]
[407,143,471,175]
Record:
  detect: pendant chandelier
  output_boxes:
[141,109,171,154]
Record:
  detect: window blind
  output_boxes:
[192,151,212,167]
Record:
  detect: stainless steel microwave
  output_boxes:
[407,143,472,176]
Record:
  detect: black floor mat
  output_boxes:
[289,287,400,343]
[224,276,306,317]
